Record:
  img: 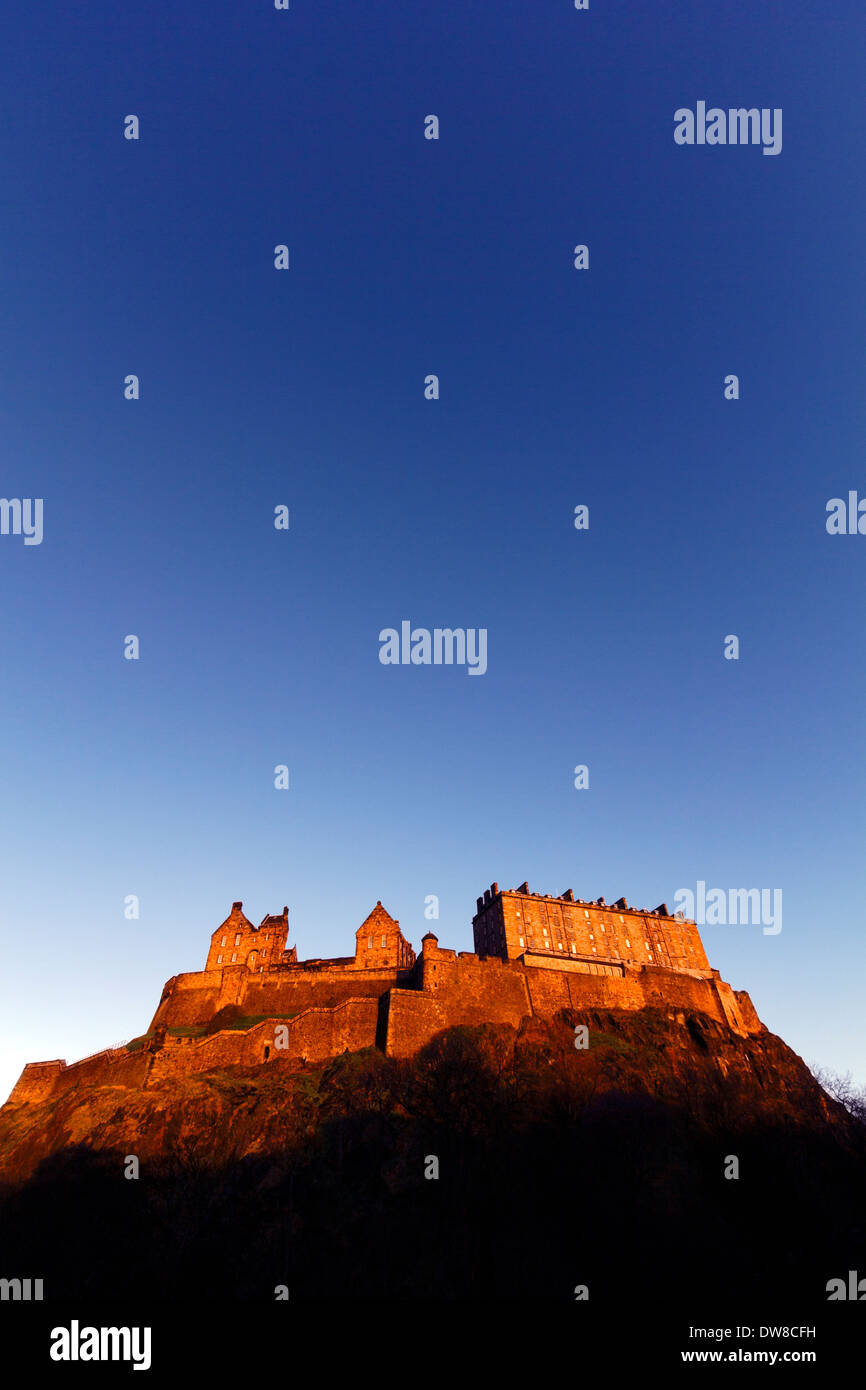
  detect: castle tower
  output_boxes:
[205,901,290,973]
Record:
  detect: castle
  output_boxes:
[7,882,763,1105]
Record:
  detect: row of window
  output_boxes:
[517,934,658,961]
[216,948,269,965]
[219,931,274,948]
[517,910,641,929]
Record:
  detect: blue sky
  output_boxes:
[1,0,864,1102]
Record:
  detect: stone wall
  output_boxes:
[734,989,763,1034]
[148,964,410,1032]
[6,1060,67,1105]
[7,1049,152,1106]
[145,998,380,1081]
[385,946,763,1057]
[7,942,764,1106]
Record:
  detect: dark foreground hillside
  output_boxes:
[1,1008,864,1304]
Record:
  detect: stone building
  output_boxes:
[472,882,709,975]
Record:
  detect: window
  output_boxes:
[220,936,226,947]
[381,935,387,948]
[217,954,223,964]
[368,935,373,949]
[518,936,524,948]
[571,943,576,953]
[234,933,241,946]
[625,939,630,948]
[557,941,563,950]
[231,952,237,963]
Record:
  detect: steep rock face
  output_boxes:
[0,1008,854,1184]
[0,1009,863,1303]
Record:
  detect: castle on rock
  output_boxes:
[8,881,763,1105]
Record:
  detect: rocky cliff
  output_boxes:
[1,1006,864,1303]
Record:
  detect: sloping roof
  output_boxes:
[211,901,255,937]
[355,901,399,935]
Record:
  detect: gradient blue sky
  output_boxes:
[1,1,864,1104]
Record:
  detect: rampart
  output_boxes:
[148,964,409,1033]
[382,940,760,1056]
[7,1048,152,1106]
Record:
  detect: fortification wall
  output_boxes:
[734,989,764,1034]
[416,952,532,1018]
[148,973,223,1030]
[8,945,763,1105]
[6,1060,67,1105]
[385,990,451,1057]
[149,965,407,1032]
[711,977,766,1036]
[386,952,762,1055]
[146,997,380,1081]
[523,959,758,1034]
[7,1049,153,1106]
[236,969,402,1019]
[59,1048,152,1091]
[385,954,532,1056]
